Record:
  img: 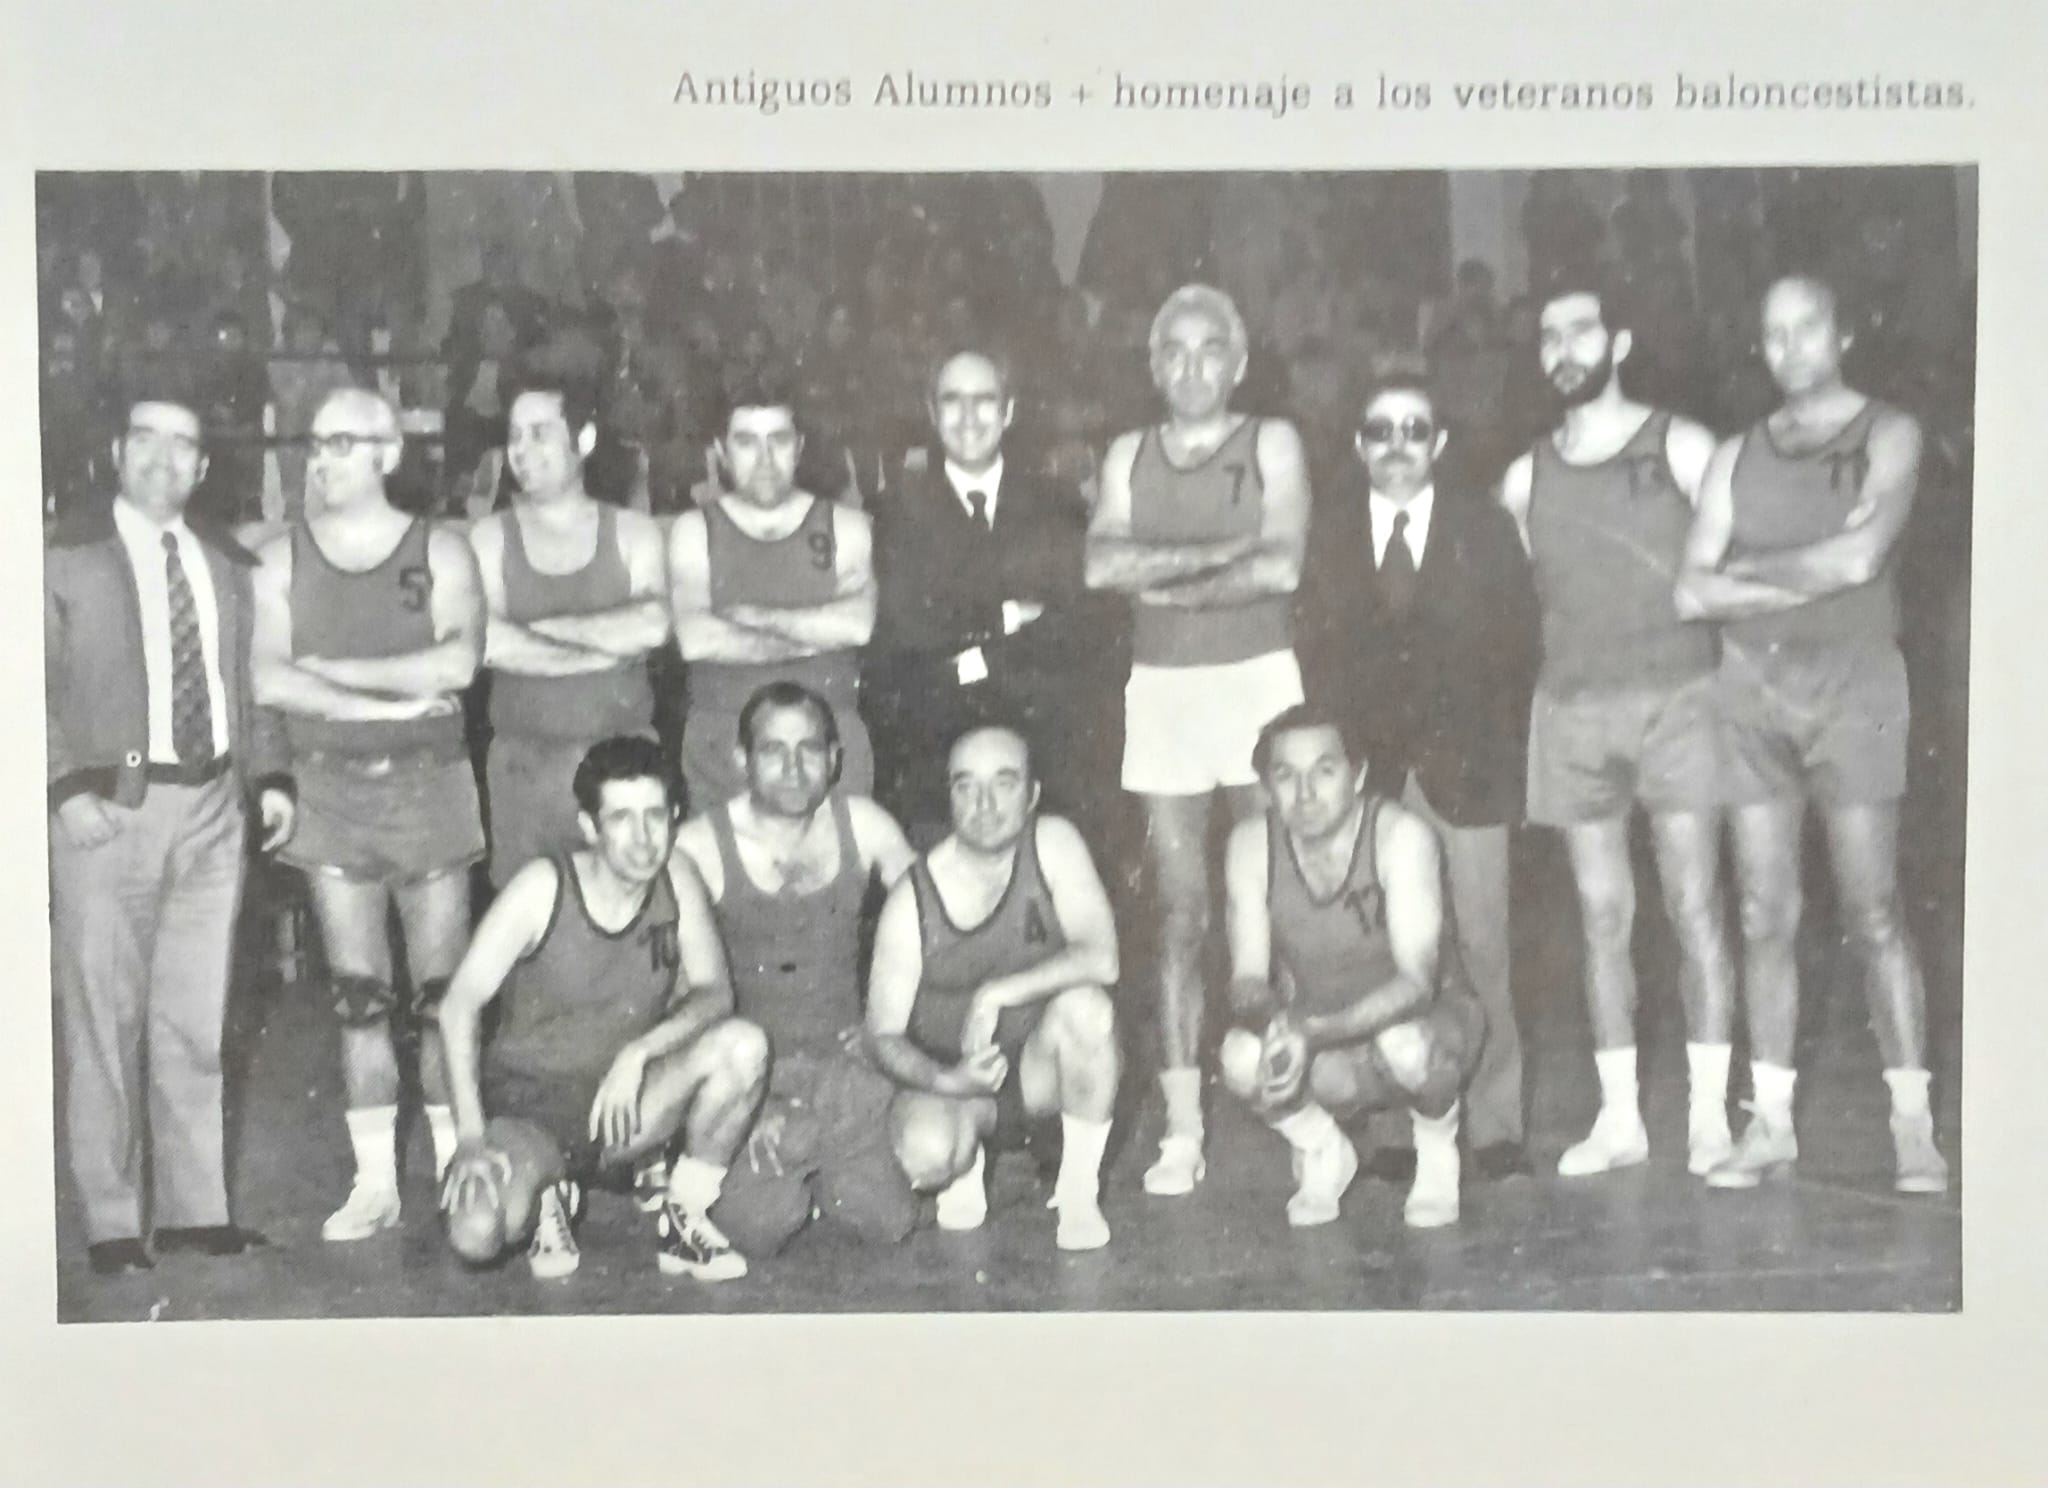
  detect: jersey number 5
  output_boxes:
[396,565,431,612]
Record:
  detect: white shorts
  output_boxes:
[1121,650,1304,796]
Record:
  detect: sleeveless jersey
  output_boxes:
[1726,401,1899,651]
[1527,411,1715,696]
[907,820,1065,1061]
[1269,800,1402,1019]
[1128,417,1293,667]
[694,495,861,716]
[489,504,655,740]
[484,855,682,1084]
[709,793,869,1055]
[287,516,465,757]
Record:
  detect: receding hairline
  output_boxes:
[1763,274,1842,321]
[312,387,401,435]
[947,725,1033,773]
[1149,284,1248,355]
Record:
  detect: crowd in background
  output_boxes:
[37,168,1975,538]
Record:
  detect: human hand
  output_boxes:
[440,1141,511,1214]
[588,1044,651,1151]
[258,788,296,851]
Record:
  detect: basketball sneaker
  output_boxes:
[656,1201,748,1281]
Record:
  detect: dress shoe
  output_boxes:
[87,1238,155,1276]
[1364,1147,1416,1185]
[1473,1142,1533,1180]
[155,1224,270,1256]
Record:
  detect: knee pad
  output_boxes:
[330,975,397,1029]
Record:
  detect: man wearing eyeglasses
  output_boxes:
[47,382,296,1277]
[251,387,489,1243]
[1498,277,1737,1181]
[1084,283,1312,1199]
[1297,377,1539,1184]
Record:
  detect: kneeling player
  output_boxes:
[437,737,767,1281]
[1219,702,1486,1229]
[866,724,1121,1252]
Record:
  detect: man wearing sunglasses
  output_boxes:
[1085,283,1312,1199]
[47,382,295,1276]
[251,387,489,1242]
[1498,278,1737,1181]
[1297,377,1539,1184]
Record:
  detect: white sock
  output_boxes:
[1686,1042,1732,1110]
[667,1155,727,1216]
[1751,1061,1798,1124]
[345,1105,399,1191]
[424,1104,458,1176]
[1056,1114,1112,1201]
[1593,1047,1640,1119]
[1272,1103,1342,1156]
[1160,1067,1204,1142]
[1412,1102,1460,1149]
[1884,1068,1932,1120]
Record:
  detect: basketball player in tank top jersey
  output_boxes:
[672,681,921,1255]
[1084,284,1312,1199]
[468,377,670,886]
[1217,701,1485,1230]
[668,369,878,814]
[437,737,769,1282]
[250,388,490,1245]
[1676,275,1947,1195]
[1497,281,1738,1182]
[866,725,1122,1251]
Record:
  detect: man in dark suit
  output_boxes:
[867,345,1119,849]
[46,382,297,1276]
[1297,375,1540,1180]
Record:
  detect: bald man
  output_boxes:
[1676,274,1948,1195]
[252,388,488,1242]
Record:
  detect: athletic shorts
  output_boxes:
[1717,641,1909,807]
[486,731,653,886]
[1526,672,1722,826]
[481,1066,606,1181]
[278,752,486,884]
[715,1049,916,1250]
[1312,984,1488,1117]
[680,702,874,819]
[1121,649,1304,796]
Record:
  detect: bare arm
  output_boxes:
[1083,430,1255,593]
[670,819,724,904]
[471,515,621,677]
[437,860,557,1141]
[724,505,878,651]
[1300,809,1440,1052]
[864,879,963,1096]
[1145,418,1312,607]
[1497,452,1534,555]
[1726,407,1922,595]
[1674,436,1813,621]
[967,818,1120,1016]
[849,796,918,889]
[526,510,673,656]
[302,527,484,696]
[1664,414,1720,509]
[1223,816,1281,1027]
[250,535,450,721]
[667,509,809,663]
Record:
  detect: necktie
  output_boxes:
[966,491,991,534]
[1380,511,1418,617]
[163,532,214,764]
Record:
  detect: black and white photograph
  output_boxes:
[36,164,1975,1321]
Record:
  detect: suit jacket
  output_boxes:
[45,504,289,812]
[1296,469,1539,827]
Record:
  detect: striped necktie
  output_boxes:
[163,532,214,764]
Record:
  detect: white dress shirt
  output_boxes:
[944,455,1004,526]
[1369,484,1436,569]
[111,497,231,763]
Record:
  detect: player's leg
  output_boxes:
[1140,790,1214,1195]
[1363,993,1484,1228]
[1555,818,1652,1175]
[1823,799,1947,1193]
[1648,808,1736,1173]
[306,872,406,1240]
[1019,985,1119,1250]
[889,1087,997,1231]
[626,1017,771,1280]
[1215,1025,1361,1229]
[1710,802,1805,1189]
[394,866,474,1180]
